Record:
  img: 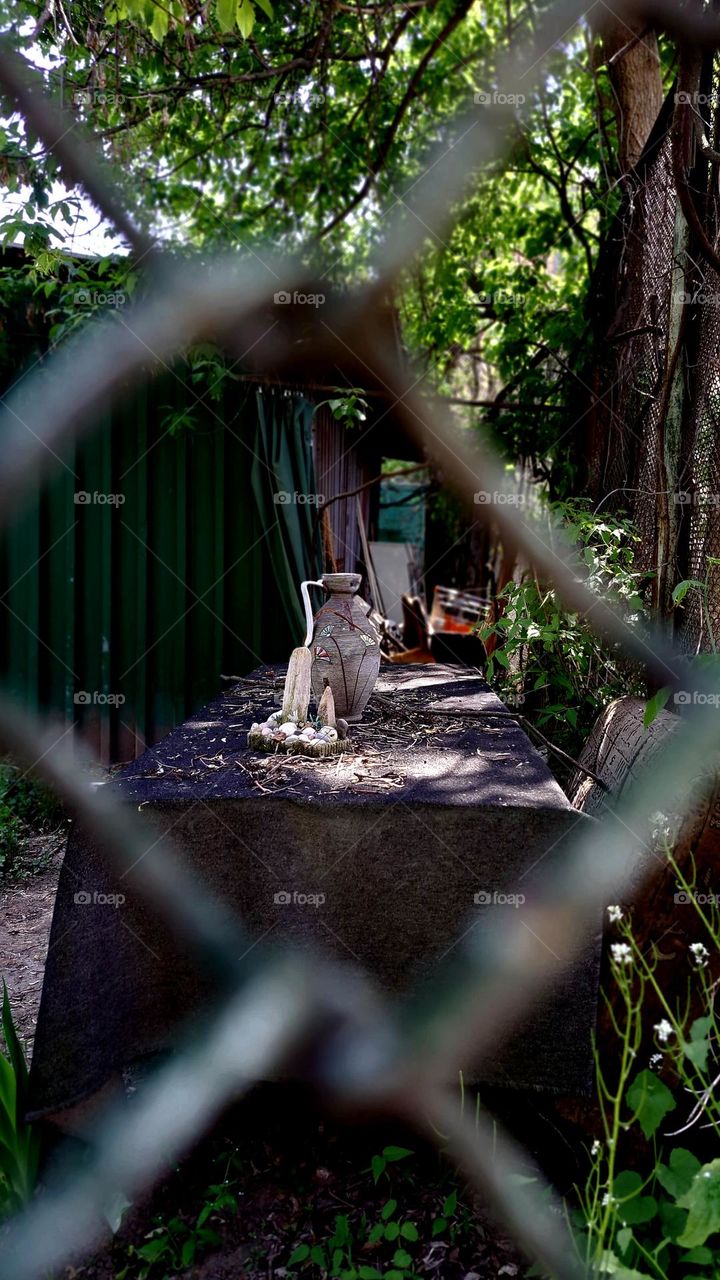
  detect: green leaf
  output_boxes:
[679,1246,713,1263]
[216,0,235,31]
[683,1039,710,1072]
[677,1159,720,1247]
[357,1268,382,1279]
[643,686,671,728]
[399,1222,418,1241]
[381,1199,397,1220]
[656,1148,702,1199]
[616,1227,633,1256]
[371,1155,386,1183]
[2,983,28,1111]
[236,0,255,36]
[288,1243,311,1266]
[658,1199,688,1243]
[148,1,169,40]
[619,1195,657,1226]
[382,1146,412,1162]
[442,1190,457,1215]
[136,1238,168,1262]
[683,1016,713,1072]
[431,1217,447,1236]
[384,1222,399,1240]
[393,1249,412,1267]
[626,1070,675,1138]
[310,1246,326,1266]
[672,580,705,605]
[254,0,272,13]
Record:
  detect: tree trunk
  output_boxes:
[592,13,663,172]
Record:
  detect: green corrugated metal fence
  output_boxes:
[0,374,317,763]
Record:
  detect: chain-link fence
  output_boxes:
[2,4,720,1278]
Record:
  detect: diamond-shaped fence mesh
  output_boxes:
[588,62,720,648]
[2,5,720,1279]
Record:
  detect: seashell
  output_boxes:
[251,722,261,732]
[278,722,297,737]
[267,711,282,727]
[299,727,316,740]
[336,719,349,740]
[320,726,338,742]
[272,731,286,742]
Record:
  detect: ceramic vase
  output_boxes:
[307,573,380,722]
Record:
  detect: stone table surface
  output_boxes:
[114,663,575,810]
[28,664,597,1117]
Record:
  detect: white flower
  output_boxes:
[591,1139,601,1155]
[654,1019,673,1043]
[601,1192,616,1208]
[611,942,633,966]
[649,810,678,849]
[649,1053,663,1068]
[607,905,623,924]
[690,942,710,968]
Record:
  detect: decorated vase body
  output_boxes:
[310,573,380,722]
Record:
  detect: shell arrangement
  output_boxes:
[247,709,351,756]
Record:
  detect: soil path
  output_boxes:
[0,834,65,1055]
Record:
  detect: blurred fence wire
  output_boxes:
[1,2,720,1278]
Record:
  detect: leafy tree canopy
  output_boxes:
[0,0,676,489]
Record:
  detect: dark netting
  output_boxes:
[590,133,676,568]
[589,91,720,652]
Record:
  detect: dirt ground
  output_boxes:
[0,831,66,1053]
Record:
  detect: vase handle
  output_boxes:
[300,579,325,647]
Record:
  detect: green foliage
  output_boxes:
[0,984,40,1217]
[625,1072,675,1142]
[286,1148,465,1280]
[313,391,368,429]
[567,843,720,1279]
[0,759,63,877]
[123,1183,238,1278]
[481,500,647,755]
[0,0,675,497]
